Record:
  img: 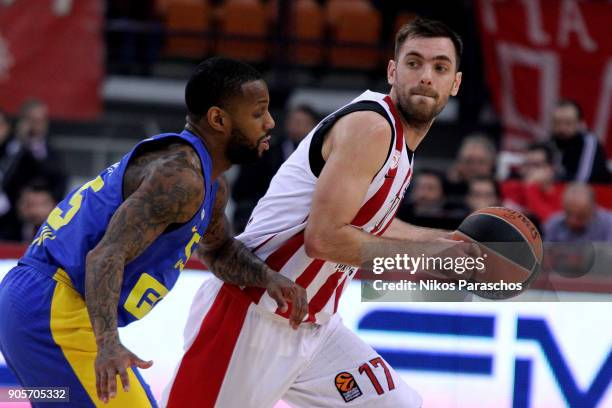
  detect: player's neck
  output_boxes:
[185,122,232,180]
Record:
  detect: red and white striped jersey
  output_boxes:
[237,90,414,324]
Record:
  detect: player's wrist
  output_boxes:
[94,331,120,348]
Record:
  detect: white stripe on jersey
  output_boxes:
[237,90,413,324]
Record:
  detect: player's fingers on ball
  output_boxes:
[468,242,482,258]
[118,367,130,392]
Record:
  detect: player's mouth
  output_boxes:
[260,135,272,150]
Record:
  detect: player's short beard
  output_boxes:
[397,86,446,128]
[226,126,267,164]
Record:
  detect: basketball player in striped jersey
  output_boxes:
[165,18,471,407]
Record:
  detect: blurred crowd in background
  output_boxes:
[1,0,611,249]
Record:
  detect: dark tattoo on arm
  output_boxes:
[197,176,273,288]
[85,143,204,346]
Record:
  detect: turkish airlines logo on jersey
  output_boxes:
[390,150,401,170]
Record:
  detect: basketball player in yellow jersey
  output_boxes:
[0,57,307,407]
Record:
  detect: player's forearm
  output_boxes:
[305,223,418,266]
[382,218,452,241]
[85,248,125,346]
[200,238,274,288]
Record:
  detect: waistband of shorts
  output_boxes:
[18,257,76,289]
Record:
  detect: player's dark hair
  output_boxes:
[557,99,583,120]
[527,142,556,165]
[185,57,263,118]
[394,17,463,70]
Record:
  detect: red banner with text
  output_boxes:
[476,0,612,155]
[0,0,103,120]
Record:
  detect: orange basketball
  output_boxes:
[452,207,543,299]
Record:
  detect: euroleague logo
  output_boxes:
[334,372,363,403]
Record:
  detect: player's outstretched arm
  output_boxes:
[85,144,204,403]
[196,176,307,329]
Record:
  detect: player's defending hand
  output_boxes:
[265,272,308,330]
[95,336,153,403]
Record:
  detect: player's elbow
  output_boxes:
[304,225,330,259]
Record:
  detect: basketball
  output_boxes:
[452,207,543,299]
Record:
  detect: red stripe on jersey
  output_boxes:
[351,176,396,227]
[244,229,305,303]
[383,95,405,149]
[166,283,250,408]
[295,258,326,288]
[306,270,344,322]
[333,276,348,313]
[351,96,405,228]
[276,257,326,319]
[371,166,413,236]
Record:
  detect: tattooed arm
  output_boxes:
[197,176,308,328]
[85,143,203,403]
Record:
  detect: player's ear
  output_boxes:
[207,106,228,133]
[450,71,462,96]
[387,59,396,86]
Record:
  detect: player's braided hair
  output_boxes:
[185,57,262,118]
[395,17,463,70]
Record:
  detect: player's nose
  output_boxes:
[419,66,433,86]
[264,111,275,131]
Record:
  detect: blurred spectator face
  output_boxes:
[285,108,317,144]
[18,101,49,140]
[563,194,594,233]
[389,36,461,127]
[521,149,555,185]
[412,173,444,208]
[26,103,49,137]
[456,142,494,181]
[18,189,56,227]
[551,104,581,140]
[466,179,499,211]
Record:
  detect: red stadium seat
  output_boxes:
[163,0,211,58]
[393,11,417,39]
[215,0,268,63]
[266,0,324,65]
[326,0,382,69]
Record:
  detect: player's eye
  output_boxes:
[435,65,449,73]
[406,60,420,68]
